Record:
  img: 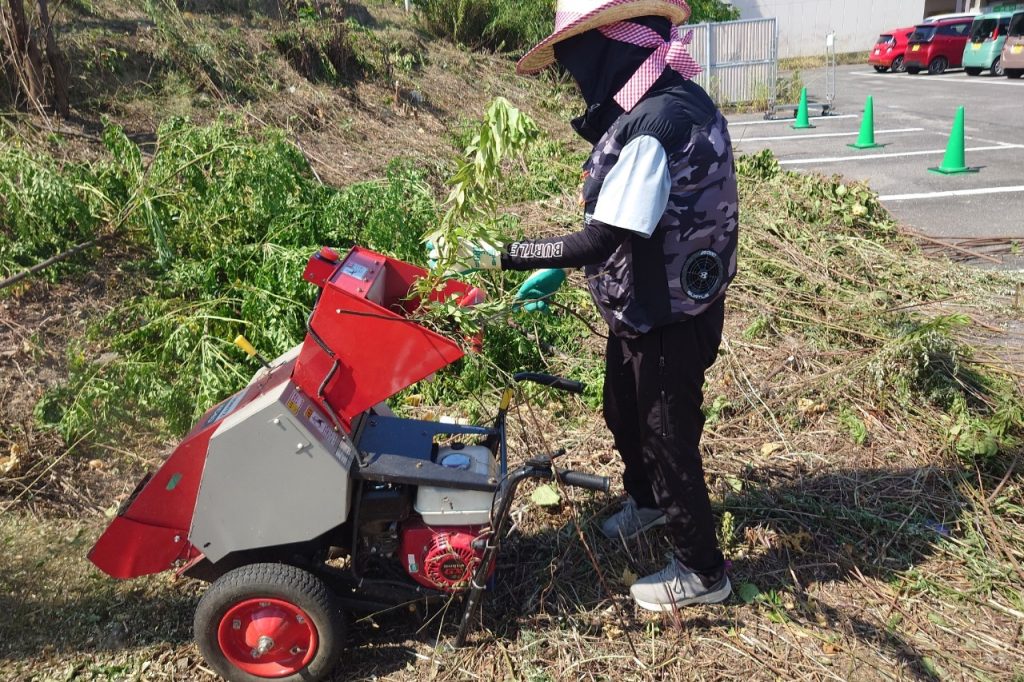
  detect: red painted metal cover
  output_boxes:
[89,358,299,579]
[89,516,196,579]
[293,247,478,424]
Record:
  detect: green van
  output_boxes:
[962,10,1021,76]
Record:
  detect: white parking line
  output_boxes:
[739,127,923,142]
[965,134,1021,145]
[851,71,1024,87]
[779,144,1024,165]
[880,185,1024,201]
[928,72,1024,83]
[729,114,857,126]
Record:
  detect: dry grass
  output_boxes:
[779,51,872,72]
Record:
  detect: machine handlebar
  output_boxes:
[556,469,610,493]
[513,372,586,395]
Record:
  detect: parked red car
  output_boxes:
[905,17,975,74]
[869,26,917,73]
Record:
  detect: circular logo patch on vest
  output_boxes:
[682,249,724,302]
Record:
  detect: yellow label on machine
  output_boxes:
[1013,45,1023,54]
[912,45,921,51]
[972,43,981,51]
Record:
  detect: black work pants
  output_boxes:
[602,297,725,576]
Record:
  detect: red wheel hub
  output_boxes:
[217,598,318,678]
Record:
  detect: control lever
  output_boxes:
[526,448,567,468]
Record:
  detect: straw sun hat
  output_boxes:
[517,0,692,75]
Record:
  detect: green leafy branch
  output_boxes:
[416,96,539,334]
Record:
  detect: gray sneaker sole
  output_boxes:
[601,513,668,540]
[631,576,732,612]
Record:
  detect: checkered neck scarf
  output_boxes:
[598,21,702,112]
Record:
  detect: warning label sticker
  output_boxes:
[286,387,343,456]
[286,387,304,416]
[334,442,355,470]
[280,384,353,469]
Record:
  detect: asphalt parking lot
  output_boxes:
[729,64,1024,270]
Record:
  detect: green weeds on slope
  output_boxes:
[2,107,1021,467]
[414,0,552,52]
[5,117,434,436]
[4,104,588,441]
[414,0,741,52]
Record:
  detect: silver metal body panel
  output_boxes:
[245,343,304,388]
[190,380,355,563]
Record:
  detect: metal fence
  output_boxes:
[686,17,778,107]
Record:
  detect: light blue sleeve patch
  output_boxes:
[592,135,671,238]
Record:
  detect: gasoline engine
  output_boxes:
[356,445,496,592]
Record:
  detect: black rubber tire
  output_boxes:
[992,57,1004,77]
[194,563,346,682]
[892,55,906,73]
[928,57,948,75]
[874,65,888,73]
[907,67,921,75]
[1007,69,1024,79]
[965,67,982,76]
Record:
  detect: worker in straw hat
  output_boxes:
[431,0,738,610]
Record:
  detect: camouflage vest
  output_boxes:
[582,89,739,338]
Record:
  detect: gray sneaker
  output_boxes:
[600,497,667,540]
[630,560,732,612]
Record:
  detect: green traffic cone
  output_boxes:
[929,106,977,175]
[792,88,815,129]
[848,95,883,149]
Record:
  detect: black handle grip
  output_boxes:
[557,469,610,493]
[513,372,586,395]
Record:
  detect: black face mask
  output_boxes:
[554,16,671,143]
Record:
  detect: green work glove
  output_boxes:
[425,236,502,274]
[515,269,567,313]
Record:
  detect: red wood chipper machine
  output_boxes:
[89,246,608,682]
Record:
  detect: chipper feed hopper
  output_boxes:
[89,246,608,682]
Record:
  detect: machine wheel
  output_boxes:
[874,65,888,73]
[1007,68,1024,79]
[928,57,948,75]
[195,563,346,682]
[965,67,982,76]
[892,55,906,73]
[992,57,1004,77]
[907,67,921,75]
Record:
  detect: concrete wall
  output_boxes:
[729,0,928,58]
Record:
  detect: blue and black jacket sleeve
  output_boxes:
[500,220,627,271]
